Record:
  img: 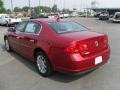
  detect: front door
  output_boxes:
[8,22,27,52]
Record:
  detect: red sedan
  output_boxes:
[4,19,110,77]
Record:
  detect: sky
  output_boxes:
[3,0,120,11]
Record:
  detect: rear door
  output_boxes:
[18,21,41,60]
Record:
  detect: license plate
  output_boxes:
[95,56,102,65]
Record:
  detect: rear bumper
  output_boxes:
[55,48,110,74]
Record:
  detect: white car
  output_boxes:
[0,14,22,26]
[63,14,69,18]
[48,14,59,19]
[109,12,120,22]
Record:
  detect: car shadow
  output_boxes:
[1,44,95,83]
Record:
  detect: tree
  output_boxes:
[14,7,22,12]
[73,8,77,11]
[0,0,6,13]
[22,6,29,12]
[52,4,57,13]
[6,9,12,14]
[33,6,52,13]
[62,9,70,13]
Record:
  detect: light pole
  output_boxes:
[11,0,13,12]
[28,0,31,10]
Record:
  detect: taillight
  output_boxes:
[103,35,108,48]
[79,43,88,52]
[65,42,88,54]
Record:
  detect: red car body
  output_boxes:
[4,19,110,74]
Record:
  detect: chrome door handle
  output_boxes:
[29,40,34,42]
[16,36,24,39]
[16,36,20,39]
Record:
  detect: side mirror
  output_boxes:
[8,27,16,32]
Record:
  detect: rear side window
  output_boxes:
[24,22,41,34]
[48,21,87,34]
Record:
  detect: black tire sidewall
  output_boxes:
[6,21,9,27]
[36,52,52,77]
[5,38,11,51]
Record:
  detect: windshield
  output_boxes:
[5,15,10,18]
[48,21,87,34]
[115,14,120,18]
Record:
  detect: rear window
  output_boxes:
[47,21,87,34]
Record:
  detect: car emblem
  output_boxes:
[95,41,99,47]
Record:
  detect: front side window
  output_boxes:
[15,22,27,32]
[48,21,87,34]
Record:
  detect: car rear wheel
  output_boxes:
[4,38,12,51]
[36,52,53,77]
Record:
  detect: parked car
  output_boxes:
[4,18,110,77]
[59,13,64,19]
[48,14,59,19]
[94,13,100,17]
[0,14,22,26]
[109,12,120,22]
[99,12,109,20]
[30,13,44,19]
[63,13,69,18]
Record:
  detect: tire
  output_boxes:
[36,51,53,77]
[4,38,12,52]
[6,21,9,27]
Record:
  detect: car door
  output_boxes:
[18,21,41,60]
[8,22,27,52]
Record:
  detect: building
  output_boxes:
[92,8,120,15]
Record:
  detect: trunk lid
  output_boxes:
[60,31,108,56]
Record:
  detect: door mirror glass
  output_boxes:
[8,27,16,32]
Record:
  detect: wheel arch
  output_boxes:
[34,48,49,61]
[4,35,8,41]
[34,47,53,68]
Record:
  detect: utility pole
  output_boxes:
[28,0,31,10]
[54,0,55,5]
[11,0,13,12]
[39,0,41,13]
[53,0,56,13]
[80,0,82,12]
[28,0,31,15]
